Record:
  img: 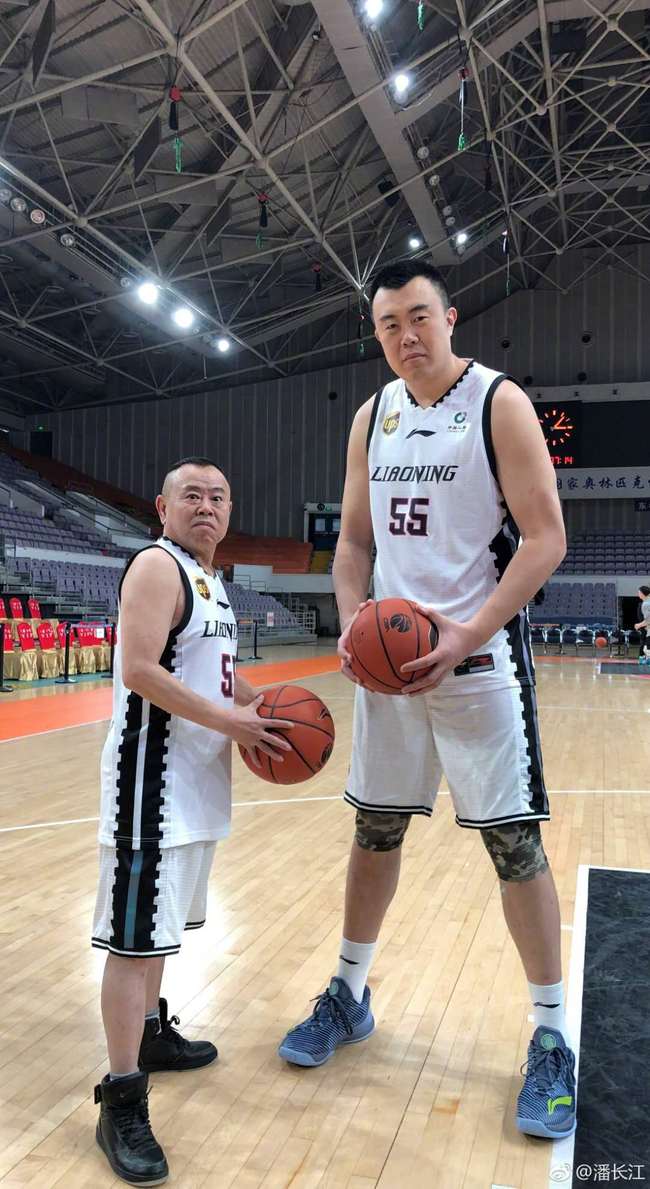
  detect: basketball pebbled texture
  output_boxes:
[348,598,439,694]
[238,684,335,784]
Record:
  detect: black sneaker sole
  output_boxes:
[140,1049,218,1073]
[96,1123,169,1186]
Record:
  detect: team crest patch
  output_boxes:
[383,411,400,435]
[195,577,211,600]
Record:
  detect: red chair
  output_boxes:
[56,622,77,675]
[1,622,16,681]
[16,621,38,680]
[0,596,7,619]
[36,622,60,677]
[74,623,96,674]
[28,597,41,619]
[9,597,23,619]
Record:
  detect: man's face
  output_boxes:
[373,276,458,381]
[156,464,231,555]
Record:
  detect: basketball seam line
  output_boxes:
[375,599,410,685]
[348,632,402,691]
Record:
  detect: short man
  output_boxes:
[279,261,576,1140]
[93,457,291,1185]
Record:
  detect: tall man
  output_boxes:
[279,262,576,1140]
[93,457,292,1185]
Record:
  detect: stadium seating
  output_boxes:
[528,581,617,626]
[558,534,650,575]
[216,533,312,573]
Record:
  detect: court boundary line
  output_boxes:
[2,790,650,835]
[548,861,588,1188]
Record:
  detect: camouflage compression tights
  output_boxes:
[355,809,548,882]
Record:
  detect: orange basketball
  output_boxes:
[238,684,335,785]
[348,598,438,694]
[595,635,608,648]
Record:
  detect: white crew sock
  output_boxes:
[528,979,567,1040]
[336,938,377,1003]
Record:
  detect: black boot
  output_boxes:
[95,1071,168,1186]
[139,998,218,1072]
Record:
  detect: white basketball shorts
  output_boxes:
[92,840,217,957]
[345,681,548,828]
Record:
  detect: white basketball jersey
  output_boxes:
[367,360,536,693]
[99,536,238,850]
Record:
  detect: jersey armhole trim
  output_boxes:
[117,544,192,638]
[482,373,513,483]
[366,388,384,453]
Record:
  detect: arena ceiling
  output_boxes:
[0,0,648,416]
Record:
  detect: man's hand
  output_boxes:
[338,600,374,686]
[635,622,644,630]
[225,695,293,768]
[400,604,481,695]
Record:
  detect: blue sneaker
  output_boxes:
[278,977,375,1067]
[516,1026,577,1138]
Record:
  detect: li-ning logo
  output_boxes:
[382,411,400,435]
[384,613,412,633]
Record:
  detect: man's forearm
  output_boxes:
[465,536,565,650]
[333,540,373,629]
[123,661,234,733]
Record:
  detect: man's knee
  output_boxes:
[355,809,411,852]
[480,821,549,882]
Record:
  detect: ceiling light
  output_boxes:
[9,196,27,214]
[364,0,383,17]
[120,276,132,288]
[137,281,160,305]
[0,187,11,203]
[442,204,453,216]
[427,173,440,188]
[408,235,422,250]
[59,232,76,248]
[173,306,194,329]
[445,215,456,226]
[29,207,46,225]
[216,337,231,353]
[416,145,430,160]
[455,231,468,246]
[393,73,411,96]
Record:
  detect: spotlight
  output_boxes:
[120,277,132,289]
[9,196,27,214]
[427,173,440,188]
[137,281,160,305]
[442,204,453,216]
[393,73,411,96]
[455,231,468,246]
[416,146,430,160]
[216,337,230,353]
[408,235,422,250]
[29,207,46,225]
[0,187,11,203]
[364,0,383,17]
[59,232,76,248]
[445,215,456,226]
[173,306,194,329]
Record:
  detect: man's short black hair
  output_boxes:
[369,260,451,311]
[163,457,229,493]
[639,585,650,597]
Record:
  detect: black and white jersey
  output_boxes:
[99,536,238,850]
[367,360,536,694]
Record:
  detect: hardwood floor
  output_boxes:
[0,651,648,1187]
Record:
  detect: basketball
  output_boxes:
[238,684,335,784]
[348,598,439,694]
[595,635,608,648]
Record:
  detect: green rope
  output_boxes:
[417,1,425,31]
[174,136,183,174]
[256,231,263,250]
[457,131,466,151]
[359,342,365,357]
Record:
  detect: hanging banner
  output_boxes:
[555,468,650,499]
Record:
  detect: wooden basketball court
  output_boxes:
[0,647,647,1188]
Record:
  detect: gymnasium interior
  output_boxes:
[1,0,650,1185]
